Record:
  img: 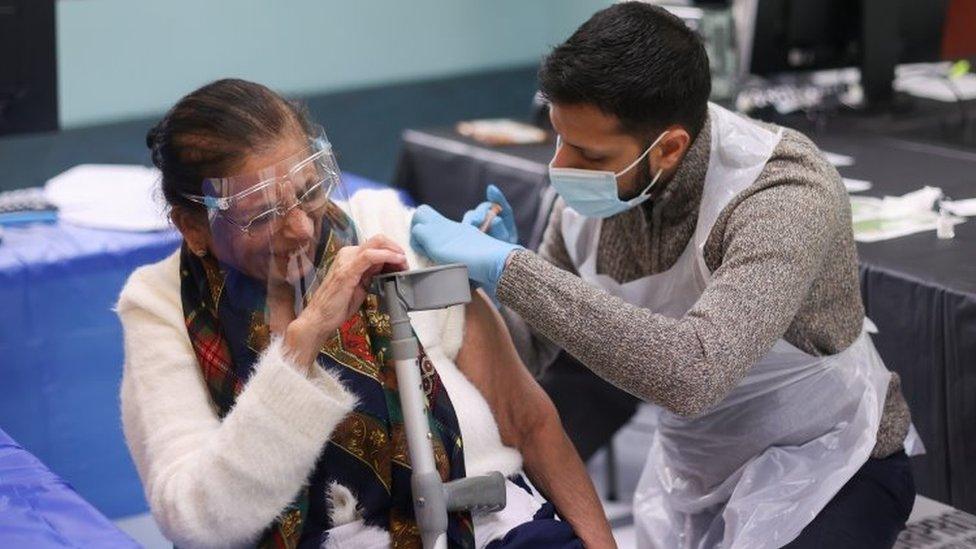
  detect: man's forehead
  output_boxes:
[550,102,628,143]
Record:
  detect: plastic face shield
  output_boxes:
[184,129,357,334]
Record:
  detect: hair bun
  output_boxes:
[146,123,168,171]
[145,125,160,150]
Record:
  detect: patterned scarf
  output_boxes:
[179,215,474,548]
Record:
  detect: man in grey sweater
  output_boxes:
[411,3,917,547]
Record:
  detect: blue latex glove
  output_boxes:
[410,204,522,297]
[461,184,519,245]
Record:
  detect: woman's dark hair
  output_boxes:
[146,78,315,211]
[538,2,711,140]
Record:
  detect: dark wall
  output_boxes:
[0,0,58,136]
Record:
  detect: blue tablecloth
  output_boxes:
[0,426,138,547]
[0,173,408,519]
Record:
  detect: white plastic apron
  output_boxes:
[561,103,917,549]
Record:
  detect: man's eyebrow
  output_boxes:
[569,141,610,156]
[557,132,603,151]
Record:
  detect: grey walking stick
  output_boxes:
[374,264,507,549]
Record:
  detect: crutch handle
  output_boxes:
[444,471,507,514]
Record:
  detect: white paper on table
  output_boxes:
[879,186,943,217]
[823,151,855,167]
[942,198,976,217]
[852,213,963,242]
[843,178,872,193]
[44,164,170,231]
[849,186,965,242]
[895,72,976,102]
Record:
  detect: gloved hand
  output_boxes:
[410,204,522,297]
[461,184,519,245]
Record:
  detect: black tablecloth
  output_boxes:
[393,126,976,513]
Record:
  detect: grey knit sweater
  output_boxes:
[497,112,911,459]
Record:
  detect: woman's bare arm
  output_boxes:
[456,289,615,548]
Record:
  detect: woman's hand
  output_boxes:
[284,235,407,370]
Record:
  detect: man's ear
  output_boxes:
[650,126,691,174]
[171,208,211,255]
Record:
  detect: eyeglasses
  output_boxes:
[184,136,341,235]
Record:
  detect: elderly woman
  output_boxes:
[117,79,613,549]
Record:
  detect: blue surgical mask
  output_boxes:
[548,131,668,218]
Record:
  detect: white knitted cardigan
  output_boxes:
[117,190,533,549]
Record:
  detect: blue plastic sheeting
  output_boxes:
[0,173,409,519]
[0,426,139,548]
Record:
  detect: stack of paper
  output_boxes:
[44,164,170,232]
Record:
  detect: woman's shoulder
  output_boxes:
[346,188,415,250]
[116,249,182,318]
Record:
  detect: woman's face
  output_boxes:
[204,134,326,284]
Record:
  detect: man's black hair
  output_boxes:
[539,2,711,139]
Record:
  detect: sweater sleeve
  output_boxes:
[117,266,357,548]
[497,198,575,376]
[495,178,838,417]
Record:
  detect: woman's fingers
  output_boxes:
[363,234,405,255]
[332,245,402,279]
[293,241,408,347]
[358,263,384,292]
[326,248,405,302]
[352,248,407,275]
[348,285,368,316]
[344,247,404,314]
